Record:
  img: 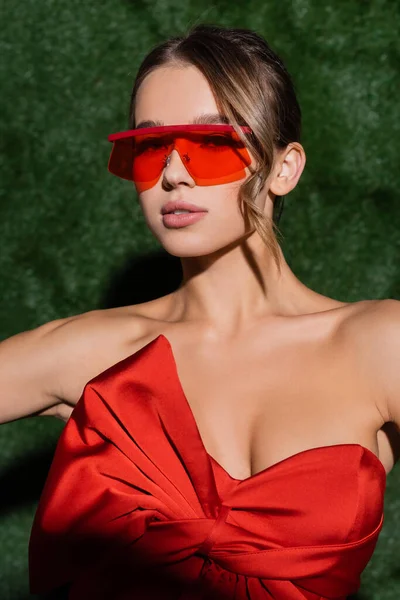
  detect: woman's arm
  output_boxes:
[0,310,104,424]
[33,399,75,422]
[342,298,400,472]
[375,299,400,441]
[360,299,400,468]
[0,317,75,424]
[0,307,147,425]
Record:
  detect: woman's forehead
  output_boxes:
[135,65,219,126]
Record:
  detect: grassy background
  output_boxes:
[0,0,399,598]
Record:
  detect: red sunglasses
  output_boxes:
[108,124,253,192]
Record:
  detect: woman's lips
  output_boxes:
[161,200,208,214]
[162,212,208,228]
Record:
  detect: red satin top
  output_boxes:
[29,334,386,599]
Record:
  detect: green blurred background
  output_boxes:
[0,1,399,598]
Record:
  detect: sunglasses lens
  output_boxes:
[108,138,135,181]
[181,131,251,185]
[132,134,173,185]
[108,128,252,189]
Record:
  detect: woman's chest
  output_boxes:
[168,325,383,480]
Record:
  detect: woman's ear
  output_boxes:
[269,143,306,196]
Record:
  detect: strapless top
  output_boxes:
[29,334,386,599]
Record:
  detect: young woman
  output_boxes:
[1,23,399,599]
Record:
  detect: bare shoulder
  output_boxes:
[337,297,400,353]
[0,307,149,424]
[337,298,400,423]
[40,305,158,407]
[339,297,399,324]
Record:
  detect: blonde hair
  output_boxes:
[129,24,302,273]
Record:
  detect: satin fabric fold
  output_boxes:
[29,334,386,599]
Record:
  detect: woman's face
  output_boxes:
[134,64,270,257]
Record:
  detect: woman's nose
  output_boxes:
[163,147,194,186]
[165,147,189,167]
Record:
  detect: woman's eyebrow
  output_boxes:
[135,113,230,129]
